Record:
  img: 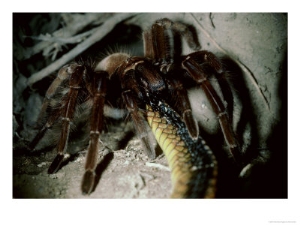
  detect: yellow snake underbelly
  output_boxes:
[146,101,217,198]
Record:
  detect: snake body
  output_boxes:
[146,100,217,198]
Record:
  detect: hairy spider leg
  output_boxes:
[151,21,173,65]
[121,73,156,159]
[156,18,201,51]
[81,71,108,195]
[28,63,81,151]
[36,64,70,125]
[182,51,240,162]
[115,56,167,159]
[48,64,86,174]
[28,109,61,151]
[143,19,199,140]
[147,18,201,66]
[143,30,154,59]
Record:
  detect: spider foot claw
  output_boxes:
[48,154,64,174]
[239,163,253,178]
[183,109,199,140]
[81,170,95,195]
[141,136,156,160]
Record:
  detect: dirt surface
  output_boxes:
[13,13,287,199]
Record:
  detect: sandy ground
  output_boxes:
[13,13,287,199]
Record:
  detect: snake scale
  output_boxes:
[146,98,218,198]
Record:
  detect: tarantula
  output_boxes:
[28,18,240,197]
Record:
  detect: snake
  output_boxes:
[146,99,217,198]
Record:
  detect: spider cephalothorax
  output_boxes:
[28,18,240,198]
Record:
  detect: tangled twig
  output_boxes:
[27,13,136,86]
